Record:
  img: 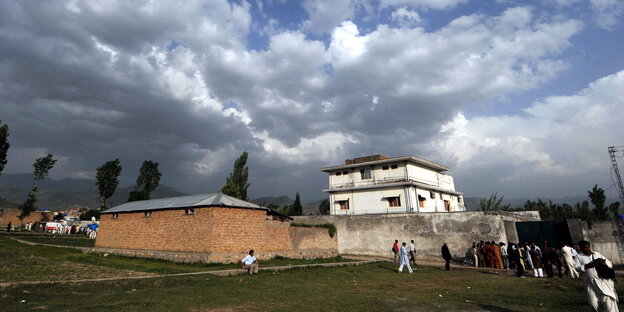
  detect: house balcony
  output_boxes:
[329,176,442,190]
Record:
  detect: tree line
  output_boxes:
[480,184,621,223]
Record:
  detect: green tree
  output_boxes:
[0,120,9,176]
[96,159,122,210]
[128,160,161,202]
[220,152,250,200]
[291,193,303,216]
[479,193,510,212]
[588,184,609,221]
[79,208,101,221]
[319,199,330,215]
[19,154,57,222]
[609,202,621,219]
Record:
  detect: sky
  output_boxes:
[0,0,623,202]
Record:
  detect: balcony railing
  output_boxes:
[329,176,443,190]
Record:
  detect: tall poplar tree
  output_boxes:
[128,160,161,202]
[0,120,9,176]
[19,154,57,222]
[291,193,303,216]
[96,159,122,209]
[221,152,250,200]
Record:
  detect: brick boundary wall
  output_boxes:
[94,206,338,262]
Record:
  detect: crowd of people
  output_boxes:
[391,239,619,311]
[467,240,583,279]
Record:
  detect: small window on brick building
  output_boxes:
[144,211,152,218]
[112,213,119,219]
[382,165,389,170]
[337,200,349,210]
[184,208,195,215]
[390,164,398,169]
[388,197,401,207]
[336,171,341,176]
[430,191,435,199]
[418,195,426,208]
[342,170,348,175]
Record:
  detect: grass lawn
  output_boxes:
[1,235,622,311]
[0,235,353,280]
[2,262,622,311]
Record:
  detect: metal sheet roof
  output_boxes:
[101,193,267,214]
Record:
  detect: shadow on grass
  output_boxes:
[477,304,518,312]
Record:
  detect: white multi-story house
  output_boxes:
[320,155,465,215]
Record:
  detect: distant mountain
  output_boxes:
[0,173,186,210]
[251,196,294,207]
[251,195,327,215]
[0,196,18,208]
[0,173,97,192]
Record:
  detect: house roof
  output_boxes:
[319,155,449,172]
[101,193,267,214]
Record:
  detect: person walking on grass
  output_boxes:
[575,240,619,312]
[409,240,417,266]
[562,242,580,278]
[397,242,413,273]
[392,240,400,263]
[241,249,259,275]
[441,242,453,271]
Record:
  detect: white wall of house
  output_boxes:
[331,187,408,215]
[325,157,464,215]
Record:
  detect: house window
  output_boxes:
[342,170,348,175]
[388,197,401,207]
[418,195,426,208]
[360,168,372,179]
[144,211,152,218]
[382,165,389,170]
[430,191,435,199]
[112,213,119,219]
[336,171,341,176]
[390,164,398,169]
[444,200,451,212]
[337,200,349,210]
[184,208,195,215]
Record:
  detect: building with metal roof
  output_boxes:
[101,192,267,214]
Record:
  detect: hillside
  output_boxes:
[0,174,185,210]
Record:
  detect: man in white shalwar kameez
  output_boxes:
[397,242,413,273]
[562,242,580,278]
[575,240,619,312]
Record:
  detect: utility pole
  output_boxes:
[608,146,624,264]
[608,146,624,207]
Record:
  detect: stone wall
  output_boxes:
[581,221,623,264]
[295,211,537,260]
[0,209,52,227]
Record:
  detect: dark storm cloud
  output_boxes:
[0,1,597,201]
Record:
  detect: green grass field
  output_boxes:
[0,234,622,311]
